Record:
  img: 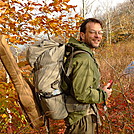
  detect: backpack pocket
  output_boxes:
[39,93,68,120]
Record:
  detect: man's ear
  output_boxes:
[80,32,85,41]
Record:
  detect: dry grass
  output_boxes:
[96,39,134,133]
[96,39,134,86]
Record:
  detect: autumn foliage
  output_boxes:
[0,0,82,45]
[0,0,134,134]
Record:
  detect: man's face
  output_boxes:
[80,22,103,48]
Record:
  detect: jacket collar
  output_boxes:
[68,37,94,57]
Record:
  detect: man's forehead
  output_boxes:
[86,22,102,30]
[86,22,102,27]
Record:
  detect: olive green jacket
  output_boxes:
[61,37,107,125]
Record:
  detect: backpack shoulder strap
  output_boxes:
[66,50,88,76]
[61,50,89,95]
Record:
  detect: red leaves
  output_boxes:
[98,83,134,133]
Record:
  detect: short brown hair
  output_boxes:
[80,18,103,33]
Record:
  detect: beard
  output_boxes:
[90,44,99,48]
[88,41,101,48]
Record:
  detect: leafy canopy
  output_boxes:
[0,0,83,45]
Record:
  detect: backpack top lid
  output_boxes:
[26,39,61,68]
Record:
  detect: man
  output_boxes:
[61,18,112,134]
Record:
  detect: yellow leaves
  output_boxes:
[24,6,35,11]
[0,1,7,7]
[1,114,7,118]
[126,99,131,104]
[63,0,70,2]
[0,18,5,23]
[0,0,81,45]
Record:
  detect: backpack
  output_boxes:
[26,39,68,120]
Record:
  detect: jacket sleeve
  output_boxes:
[70,53,108,104]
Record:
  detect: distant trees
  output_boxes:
[101,0,134,44]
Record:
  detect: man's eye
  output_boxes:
[90,31,95,34]
[98,31,104,34]
[89,30,103,35]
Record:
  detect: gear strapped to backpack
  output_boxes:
[0,35,44,129]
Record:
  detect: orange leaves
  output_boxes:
[0,0,82,45]
[9,21,18,27]
[23,14,29,18]
[12,0,22,4]
[8,36,27,45]
[39,5,50,13]
[24,6,35,11]
[54,0,60,4]
[0,81,26,133]
[62,2,77,11]
[9,36,20,44]
[0,1,7,7]
[0,18,5,23]
[9,36,17,43]
[48,0,77,12]
[63,0,70,2]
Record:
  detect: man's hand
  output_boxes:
[102,83,112,98]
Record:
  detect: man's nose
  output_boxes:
[94,32,100,37]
